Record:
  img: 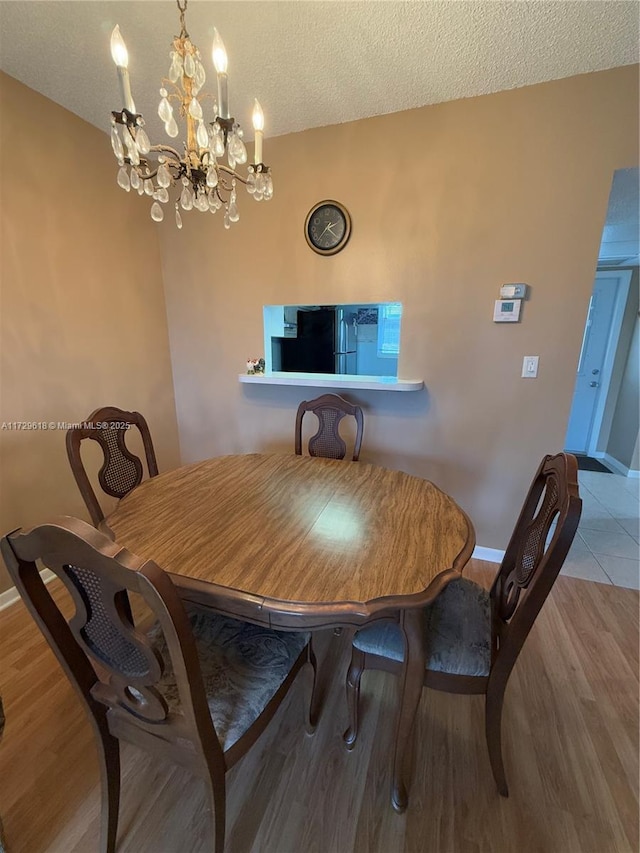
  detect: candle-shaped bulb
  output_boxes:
[252,99,264,132]
[110,25,129,68]
[252,99,264,165]
[212,28,228,73]
[212,28,229,119]
[111,25,135,113]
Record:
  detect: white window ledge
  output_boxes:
[238,372,424,392]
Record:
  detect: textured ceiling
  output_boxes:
[0,0,638,144]
[1,1,638,259]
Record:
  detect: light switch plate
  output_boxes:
[522,356,539,377]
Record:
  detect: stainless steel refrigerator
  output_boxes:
[272,307,356,374]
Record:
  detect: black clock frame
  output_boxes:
[304,200,352,255]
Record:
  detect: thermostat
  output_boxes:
[500,283,527,299]
[493,299,521,322]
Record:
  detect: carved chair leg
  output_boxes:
[305,637,320,734]
[207,774,226,853]
[96,727,121,853]
[390,609,426,814]
[485,686,509,797]
[343,645,366,750]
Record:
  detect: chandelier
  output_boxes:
[109,0,273,229]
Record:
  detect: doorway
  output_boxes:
[565,268,633,457]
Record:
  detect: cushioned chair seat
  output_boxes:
[353,577,491,678]
[152,610,309,749]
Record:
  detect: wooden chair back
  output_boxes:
[2,517,317,851]
[295,393,364,461]
[489,452,582,683]
[66,406,159,525]
[0,518,223,776]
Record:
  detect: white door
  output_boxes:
[565,271,631,454]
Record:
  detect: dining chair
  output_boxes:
[66,406,159,526]
[1,517,318,853]
[343,452,581,797]
[295,393,364,461]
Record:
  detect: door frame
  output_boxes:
[585,268,633,456]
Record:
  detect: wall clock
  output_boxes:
[304,200,352,255]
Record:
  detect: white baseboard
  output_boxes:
[472,546,505,564]
[594,451,635,478]
[0,568,55,612]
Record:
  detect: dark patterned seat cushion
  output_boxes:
[151,610,309,750]
[353,577,491,678]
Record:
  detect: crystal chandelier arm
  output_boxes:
[130,145,181,180]
[160,79,184,105]
[217,164,247,185]
[149,143,183,161]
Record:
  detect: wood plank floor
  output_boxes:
[0,561,637,853]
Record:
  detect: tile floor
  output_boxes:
[561,468,640,589]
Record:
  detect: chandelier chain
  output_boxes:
[176,0,189,39]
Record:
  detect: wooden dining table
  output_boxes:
[103,452,475,812]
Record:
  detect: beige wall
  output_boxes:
[0,73,181,593]
[159,66,638,551]
[1,66,636,595]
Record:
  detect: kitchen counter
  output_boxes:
[238,372,424,392]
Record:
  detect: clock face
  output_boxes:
[305,201,352,255]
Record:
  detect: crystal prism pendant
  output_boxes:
[175,206,183,229]
[229,132,247,165]
[223,210,231,229]
[165,117,179,138]
[235,139,248,165]
[194,61,206,91]
[169,53,183,84]
[151,202,164,222]
[246,170,256,194]
[180,186,194,210]
[189,98,203,120]
[157,163,171,188]
[111,126,124,160]
[195,192,209,212]
[211,123,225,157]
[117,166,131,191]
[156,187,169,203]
[125,137,140,167]
[184,52,195,78]
[196,121,209,149]
[135,128,151,155]
[130,169,141,190]
[263,174,274,199]
[206,166,219,188]
[143,179,154,196]
[158,96,172,123]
